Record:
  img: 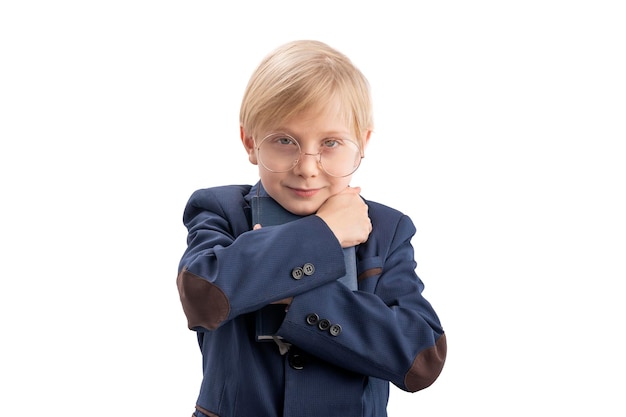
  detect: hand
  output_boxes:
[271,297,293,305]
[316,186,372,248]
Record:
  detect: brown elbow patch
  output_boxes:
[195,405,219,417]
[405,333,447,392]
[177,268,230,330]
[357,267,383,281]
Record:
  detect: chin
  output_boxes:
[283,202,320,216]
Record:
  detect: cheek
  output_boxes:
[257,171,284,194]
[328,177,352,194]
[248,148,258,165]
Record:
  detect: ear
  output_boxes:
[240,126,258,165]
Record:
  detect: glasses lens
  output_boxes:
[319,138,362,177]
[257,133,301,173]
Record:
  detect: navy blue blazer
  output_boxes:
[177,183,446,417]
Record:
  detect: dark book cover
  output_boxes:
[251,191,357,342]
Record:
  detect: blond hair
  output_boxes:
[240,40,373,147]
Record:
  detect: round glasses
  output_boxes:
[255,132,363,178]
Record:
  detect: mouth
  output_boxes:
[288,187,321,198]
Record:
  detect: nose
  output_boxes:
[292,152,321,178]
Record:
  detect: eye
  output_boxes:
[322,138,341,149]
[277,136,294,145]
[266,134,297,147]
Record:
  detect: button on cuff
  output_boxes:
[291,267,304,280]
[306,313,319,325]
[329,323,342,336]
[317,319,331,331]
[302,263,315,276]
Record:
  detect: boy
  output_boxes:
[177,40,446,417]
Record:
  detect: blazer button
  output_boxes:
[288,351,307,370]
[302,263,315,276]
[306,313,319,325]
[291,267,304,280]
[317,319,331,331]
[329,323,342,336]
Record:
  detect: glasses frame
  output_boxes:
[255,132,364,178]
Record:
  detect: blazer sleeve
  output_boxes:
[276,211,447,392]
[176,187,349,331]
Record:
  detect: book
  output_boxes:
[251,185,357,342]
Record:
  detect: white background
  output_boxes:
[1,1,625,415]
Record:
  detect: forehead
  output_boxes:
[272,97,353,137]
